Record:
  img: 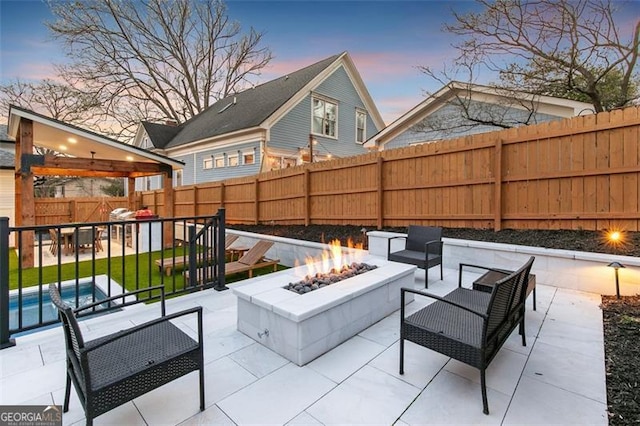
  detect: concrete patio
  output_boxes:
[0,260,608,425]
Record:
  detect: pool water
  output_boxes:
[9,282,111,330]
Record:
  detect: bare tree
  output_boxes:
[0,79,101,126]
[419,0,639,136]
[46,0,272,134]
[0,79,107,194]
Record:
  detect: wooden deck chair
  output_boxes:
[185,240,279,283]
[49,229,59,256]
[156,234,239,276]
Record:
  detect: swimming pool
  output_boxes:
[9,282,111,330]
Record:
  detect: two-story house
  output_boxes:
[365,81,594,151]
[134,52,384,189]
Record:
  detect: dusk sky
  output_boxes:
[1,0,639,124]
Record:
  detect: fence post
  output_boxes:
[304,169,310,226]
[494,139,503,231]
[254,178,259,225]
[377,156,384,230]
[0,217,16,349]
[214,208,227,291]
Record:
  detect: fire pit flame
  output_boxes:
[286,239,376,294]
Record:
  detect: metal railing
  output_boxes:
[0,208,225,348]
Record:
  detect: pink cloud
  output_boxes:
[6,61,61,82]
[376,94,426,124]
[350,50,453,83]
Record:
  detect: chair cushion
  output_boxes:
[86,321,199,390]
[405,300,483,348]
[388,249,441,267]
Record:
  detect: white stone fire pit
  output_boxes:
[232,256,416,366]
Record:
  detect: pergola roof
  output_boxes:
[7,105,177,267]
[7,105,183,177]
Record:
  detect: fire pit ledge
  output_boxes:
[232,256,416,365]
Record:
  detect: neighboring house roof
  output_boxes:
[0,124,15,169]
[140,52,385,151]
[365,81,595,150]
[0,124,15,142]
[0,150,14,169]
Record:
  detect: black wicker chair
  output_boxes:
[388,225,443,288]
[49,284,205,426]
[399,256,535,415]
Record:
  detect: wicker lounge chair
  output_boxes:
[156,234,239,276]
[185,240,279,282]
[49,284,204,426]
[399,256,535,415]
[388,225,443,288]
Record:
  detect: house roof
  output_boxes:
[365,81,595,149]
[0,149,14,169]
[159,54,341,149]
[7,105,183,169]
[0,124,16,169]
[0,124,14,142]
[142,52,385,150]
[141,121,181,149]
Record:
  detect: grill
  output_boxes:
[109,208,129,221]
[109,208,161,252]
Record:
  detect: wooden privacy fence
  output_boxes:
[34,197,129,225]
[140,106,640,232]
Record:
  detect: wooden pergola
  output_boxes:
[7,105,183,267]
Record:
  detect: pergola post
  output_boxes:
[163,170,174,248]
[16,118,35,268]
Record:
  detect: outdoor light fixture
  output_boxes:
[607,261,625,299]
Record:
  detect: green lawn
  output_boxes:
[8,248,287,294]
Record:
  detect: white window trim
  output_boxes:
[203,157,213,170]
[311,94,338,139]
[242,150,255,165]
[355,109,367,144]
[214,156,225,168]
[228,154,239,167]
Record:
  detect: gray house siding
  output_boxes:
[270,65,378,158]
[269,97,312,154]
[179,154,195,185]
[385,100,562,150]
[175,141,262,184]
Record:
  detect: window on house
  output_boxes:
[214,156,225,168]
[356,110,366,143]
[203,157,213,169]
[268,156,297,170]
[228,155,239,167]
[175,170,183,187]
[145,177,151,191]
[312,97,337,137]
[283,157,297,168]
[243,152,255,165]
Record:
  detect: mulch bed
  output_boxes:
[229,224,640,256]
[230,224,640,423]
[602,296,640,425]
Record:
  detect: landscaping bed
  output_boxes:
[230,224,640,256]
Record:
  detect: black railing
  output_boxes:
[0,208,225,348]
